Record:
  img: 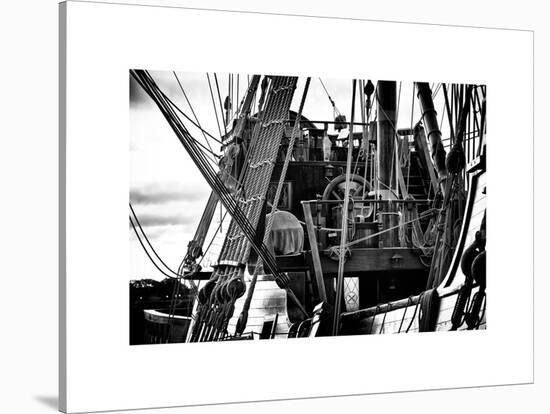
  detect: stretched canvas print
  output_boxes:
[60,1,533,412]
[128,71,487,344]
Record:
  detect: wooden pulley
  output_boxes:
[471,250,486,289]
[364,80,375,97]
[225,276,247,300]
[213,280,226,304]
[334,114,347,131]
[446,143,466,174]
[198,278,216,304]
[223,95,231,110]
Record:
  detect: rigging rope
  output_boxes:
[319,77,341,116]
[131,71,287,283]
[160,91,222,148]
[213,73,227,134]
[173,71,216,153]
[234,77,312,337]
[206,73,224,139]
[146,74,308,341]
[343,207,439,249]
[163,92,222,145]
[332,79,357,336]
[129,204,181,279]
[236,74,240,119]
[156,91,221,162]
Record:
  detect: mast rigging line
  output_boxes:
[235,77,312,336]
[158,88,222,147]
[319,77,341,115]
[191,76,309,342]
[410,83,415,129]
[165,93,222,146]
[154,90,222,162]
[213,73,227,134]
[343,207,439,249]
[172,71,216,153]
[173,210,231,322]
[396,81,402,124]
[130,70,291,290]
[129,203,182,279]
[236,74,240,120]
[333,79,358,336]
[146,74,222,146]
[233,74,258,125]
[197,210,229,268]
[206,73,224,139]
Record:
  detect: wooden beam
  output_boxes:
[302,202,328,302]
[396,163,409,198]
[185,271,213,280]
[313,247,426,275]
[413,127,439,195]
[275,253,308,271]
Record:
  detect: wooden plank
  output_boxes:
[341,285,486,335]
[302,202,327,302]
[275,253,308,271]
[315,247,426,275]
[185,271,213,281]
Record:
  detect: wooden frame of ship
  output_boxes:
[129,71,486,344]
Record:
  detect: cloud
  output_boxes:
[130,182,211,205]
[129,223,167,241]
[133,212,194,228]
[129,181,213,246]
[129,215,197,242]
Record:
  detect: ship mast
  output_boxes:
[376,80,399,247]
[416,82,448,191]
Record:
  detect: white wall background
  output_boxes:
[0,0,548,413]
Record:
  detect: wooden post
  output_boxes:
[302,201,327,303]
[376,81,399,247]
[413,126,439,195]
[416,82,448,194]
[377,81,396,194]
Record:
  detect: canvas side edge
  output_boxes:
[59,2,68,413]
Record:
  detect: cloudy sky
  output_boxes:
[129,71,451,281]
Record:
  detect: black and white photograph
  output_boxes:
[129,71,487,344]
[1,0,536,412]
